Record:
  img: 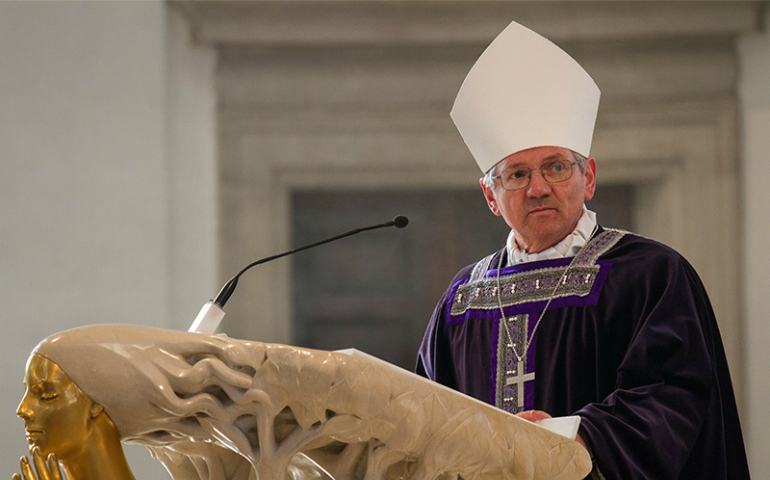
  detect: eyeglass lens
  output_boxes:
[499,160,573,190]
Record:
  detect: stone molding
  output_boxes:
[174,1,762,46]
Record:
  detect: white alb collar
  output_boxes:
[506,207,597,266]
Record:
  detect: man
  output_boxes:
[416,21,750,480]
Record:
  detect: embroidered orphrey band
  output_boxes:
[451,229,626,316]
[496,314,529,413]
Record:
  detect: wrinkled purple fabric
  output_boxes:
[417,227,749,480]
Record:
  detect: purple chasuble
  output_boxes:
[417,227,750,480]
[445,229,617,414]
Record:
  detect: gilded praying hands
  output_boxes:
[13,447,64,480]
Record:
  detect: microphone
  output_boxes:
[189,215,409,333]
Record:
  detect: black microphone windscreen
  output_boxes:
[393,215,409,229]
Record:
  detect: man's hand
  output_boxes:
[12,447,64,480]
[516,410,592,458]
[515,409,552,422]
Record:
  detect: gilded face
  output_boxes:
[481,146,596,254]
[17,354,94,458]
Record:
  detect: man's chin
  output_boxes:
[525,211,561,229]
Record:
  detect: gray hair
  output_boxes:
[482,150,588,189]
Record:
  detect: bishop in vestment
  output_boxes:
[416,20,750,480]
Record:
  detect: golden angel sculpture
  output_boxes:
[13,325,591,480]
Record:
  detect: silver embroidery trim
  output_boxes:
[575,228,627,266]
[451,229,626,316]
[452,265,599,314]
[470,253,496,284]
[496,314,529,413]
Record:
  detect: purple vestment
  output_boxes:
[416,228,750,480]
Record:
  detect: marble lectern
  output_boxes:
[18,324,591,480]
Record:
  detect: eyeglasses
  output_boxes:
[490,159,577,191]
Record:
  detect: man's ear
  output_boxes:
[480,177,502,216]
[584,157,597,202]
[90,403,104,419]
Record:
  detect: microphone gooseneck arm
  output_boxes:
[189,215,409,333]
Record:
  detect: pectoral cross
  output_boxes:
[506,359,535,412]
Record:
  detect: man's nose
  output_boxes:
[526,169,552,197]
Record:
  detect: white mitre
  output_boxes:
[451,21,601,173]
